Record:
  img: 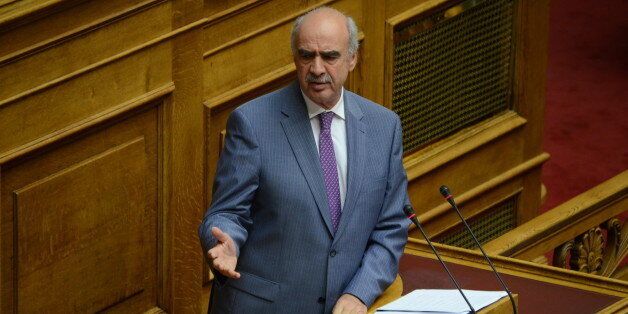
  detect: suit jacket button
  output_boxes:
[330,250,337,257]
[318,297,326,304]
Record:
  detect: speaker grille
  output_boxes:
[435,195,518,249]
[392,0,515,153]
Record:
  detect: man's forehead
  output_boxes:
[299,13,348,38]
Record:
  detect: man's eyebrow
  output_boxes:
[320,50,341,58]
[297,49,314,56]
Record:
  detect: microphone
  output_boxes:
[439,186,517,314]
[403,205,476,314]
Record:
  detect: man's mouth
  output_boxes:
[309,82,328,91]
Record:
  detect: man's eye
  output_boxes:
[321,52,341,61]
[298,50,314,59]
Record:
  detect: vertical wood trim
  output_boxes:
[512,0,549,223]
[384,20,394,109]
[11,191,17,314]
[168,0,204,311]
[156,96,170,311]
[360,0,386,104]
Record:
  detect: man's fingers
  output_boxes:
[333,294,367,314]
[207,246,221,260]
[225,268,241,279]
[213,261,240,279]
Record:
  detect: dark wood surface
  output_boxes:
[399,254,621,313]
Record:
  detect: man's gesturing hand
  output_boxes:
[207,227,241,279]
[332,294,367,314]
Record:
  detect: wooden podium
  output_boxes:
[369,239,628,313]
[369,275,517,313]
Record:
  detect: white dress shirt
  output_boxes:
[301,89,348,210]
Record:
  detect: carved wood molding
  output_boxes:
[205,0,270,27]
[483,170,628,258]
[0,18,206,108]
[417,152,548,225]
[553,218,627,279]
[202,0,337,58]
[403,111,528,181]
[406,237,628,296]
[0,0,168,66]
[0,83,174,165]
[602,218,628,278]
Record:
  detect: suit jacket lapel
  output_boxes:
[334,92,366,242]
[280,83,334,236]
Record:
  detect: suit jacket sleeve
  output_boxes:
[198,108,259,277]
[342,116,409,306]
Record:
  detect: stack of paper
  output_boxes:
[376,289,508,313]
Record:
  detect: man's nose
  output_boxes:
[310,56,325,76]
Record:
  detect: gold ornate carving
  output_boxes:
[554,218,628,278]
[601,218,628,278]
[553,240,574,268]
[570,227,604,274]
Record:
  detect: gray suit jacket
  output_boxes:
[199,82,408,313]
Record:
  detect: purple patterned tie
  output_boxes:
[318,111,342,232]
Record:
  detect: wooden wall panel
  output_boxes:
[1,105,160,313]
[204,0,251,17]
[0,0,172,100]
[204,0,332,53]
[407,125,525,214]
[1,0,207,312]
[0,0,151,56]
[203,23,293,100]
[0,42,172,156]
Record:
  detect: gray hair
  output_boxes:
[291,7,360,56]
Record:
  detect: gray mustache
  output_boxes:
[306,73,332,84]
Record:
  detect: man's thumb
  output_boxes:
[211,227,230,243]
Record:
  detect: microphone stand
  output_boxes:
[440,186,518,314]
[404,205,476,314]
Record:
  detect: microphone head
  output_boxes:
[403,205,415,217]
[439,185,451,198]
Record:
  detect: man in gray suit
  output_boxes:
[199,7,408,314]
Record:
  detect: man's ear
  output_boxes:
[348,53,357,71]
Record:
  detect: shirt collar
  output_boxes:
[301,88,345,120]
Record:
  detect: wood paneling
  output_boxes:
[0,0,149,55]
[484,171,628,260]
[1,0,206,311]
[0,0,552,311]
[0,0,172,99]
[0,43,172,154]
[1,105,160,313]
[204,0,329,53]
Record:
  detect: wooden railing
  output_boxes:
[484,170,628,280]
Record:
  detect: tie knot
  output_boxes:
[319,111,334,130]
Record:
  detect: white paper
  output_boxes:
[376,289,508,313]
